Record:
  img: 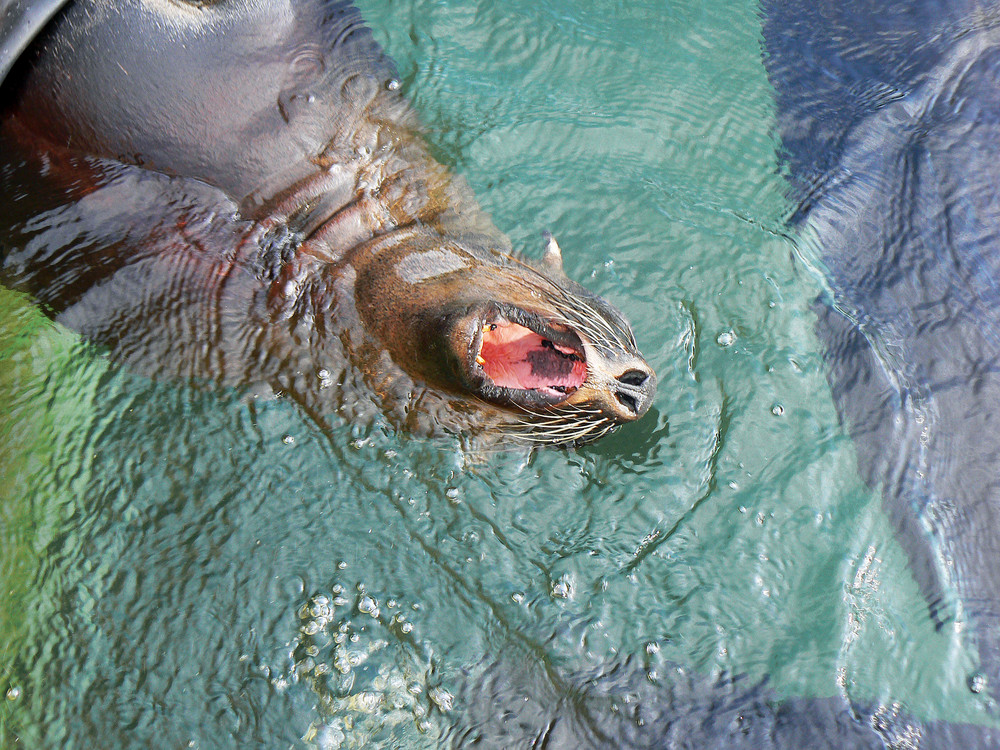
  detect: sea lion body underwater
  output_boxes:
[764,0,1000,713]
[0,0,655,445]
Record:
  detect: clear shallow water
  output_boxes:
[0,0,994,746]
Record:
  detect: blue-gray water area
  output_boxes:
[1,0,997,746]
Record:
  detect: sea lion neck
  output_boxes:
[246,139,500,277]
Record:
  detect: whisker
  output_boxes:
[549,300,621,354]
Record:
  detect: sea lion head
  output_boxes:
[353,229,656,445]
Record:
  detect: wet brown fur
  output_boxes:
[0,0,654,445]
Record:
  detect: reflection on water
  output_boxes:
[1,0,996,747]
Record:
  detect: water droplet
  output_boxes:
[717,330,736,347]
[6,686,21,701]
[386,78,401,91]
[282,434,295,445]
[771,404,784,416]
[645,641,660,655]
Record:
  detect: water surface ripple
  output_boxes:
[0,0,990,747]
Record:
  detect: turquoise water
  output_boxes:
[0,0,993,746]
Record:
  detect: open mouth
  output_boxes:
[473,308,587,403]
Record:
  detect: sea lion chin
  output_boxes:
[0,0,655,446]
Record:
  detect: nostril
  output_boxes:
[617,369,649,387]
[615,390,640,413]
[613,367,655,417]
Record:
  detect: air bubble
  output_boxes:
[429,686,454,712]
[353,691,381,712]
[310,597,332,619]
[970,672,987,694]
[551,574,573,599]
[358,596,379,618]
[717,330,736,347]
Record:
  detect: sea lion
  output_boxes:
[764,0,1000,702]
[0,0,655,445]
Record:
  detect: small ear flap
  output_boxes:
[541,231,569,280]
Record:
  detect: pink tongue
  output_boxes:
[479,321,586,395]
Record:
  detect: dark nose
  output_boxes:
[614,368,656,418]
